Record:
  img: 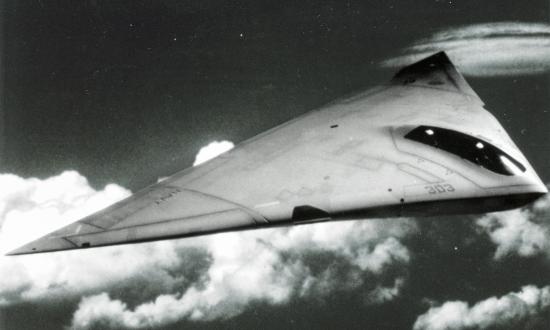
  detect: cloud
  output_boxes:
[0,171,148,305]
[193,140,234,166]
[413,285,550,330]
[381,22,550,76]
[476,192,550,260]
[3,140,545,329]
[0,141,417,328]
[413,194,550,329]
[0,171,131,254]
[70,221,417,329]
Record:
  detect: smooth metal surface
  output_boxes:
[8,52,547,255]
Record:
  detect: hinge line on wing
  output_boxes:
[64,208,242,235]
[182,188,270,224]
[81,221,106,230]
[62,237,79,247]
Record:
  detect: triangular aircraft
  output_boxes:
[8,52,547,255]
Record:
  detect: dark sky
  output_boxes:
[3,0,549,190]
[1,1,550,329]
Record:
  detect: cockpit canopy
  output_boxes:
[405,125,526,176]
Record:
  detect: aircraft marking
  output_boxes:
[424,183,455,194]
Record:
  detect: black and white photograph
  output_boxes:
[1,1,549,329]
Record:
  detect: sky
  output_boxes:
[1,0,550,329]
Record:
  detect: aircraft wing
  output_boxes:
[8,52,547,255]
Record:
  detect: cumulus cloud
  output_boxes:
[70,220,416,329]
[476,192,550,260]
[0,171,131,254]
[4,140,544,329]
[193,140,234,166]
[414,285,550,330]
[381,22,550,76]
[0,171,139,305]
[0,141,417,329]
[414,193,550,330]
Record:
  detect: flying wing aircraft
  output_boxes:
[8,51,547,255]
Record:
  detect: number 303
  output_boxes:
[425,184,455,194]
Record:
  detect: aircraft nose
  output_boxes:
[517,168,548,201]
[529,182,548,198]
[482,160,548,211]
[525,168,548,194]
[486,173,547,212]
[535,182,548,195]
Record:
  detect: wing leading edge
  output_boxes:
[8,51,546,255]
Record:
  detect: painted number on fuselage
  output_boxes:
[424,183,455,194]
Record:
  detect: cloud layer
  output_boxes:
[476,192,550,260]
[1,141,549,328]
[71,222,415,329]
[193,140,234,166]
[412,192,550,330]
[0,171,131,254]
[414,285,550,330]
[381,22,550,76]
[0,142,416,329]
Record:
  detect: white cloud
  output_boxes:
[1,140,548,329]
[2,137,549,330]
[381,22,550,76]
[0,171,131,254]
[0,142,417,328]
[0,171,141,304]
[419,193,550,329]
[193,140,234,166]
[71,220,416,329]
[476,192,550,260]
[413,285,550,330]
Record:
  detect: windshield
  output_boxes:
[405,125,526,176]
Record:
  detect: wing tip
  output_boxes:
[5,246,37,256]
[5,242,37,256]
[5,235,79,256]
